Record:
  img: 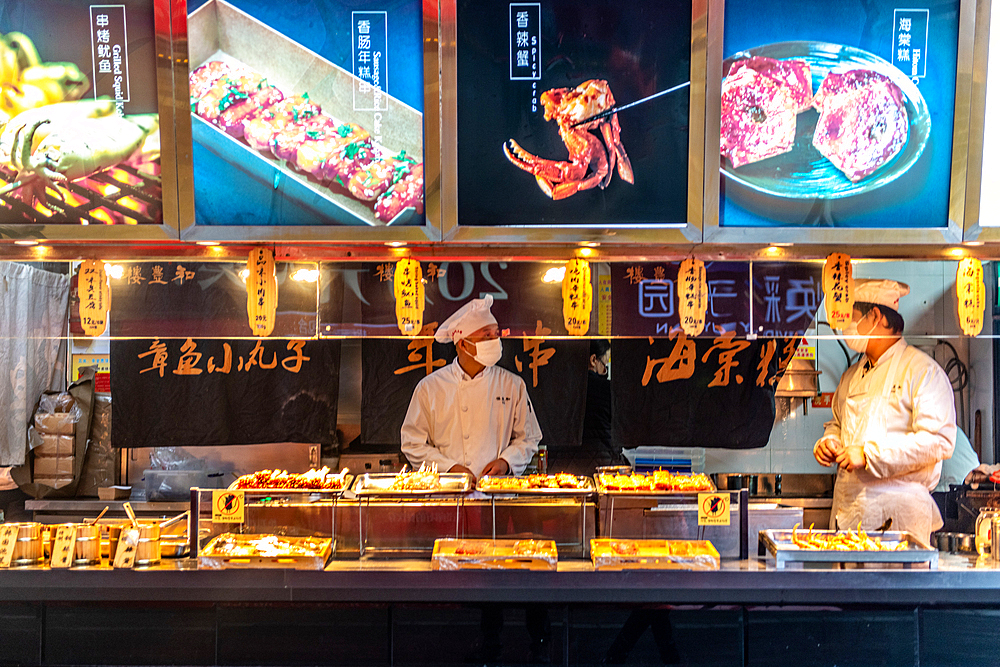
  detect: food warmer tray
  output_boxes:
[228,474,353,496]
[352,472,473,497]
[432,539,558,571]
[758,529,938,569]
[594,474,717,496]
[476,475,596,497]
[591,539,720,571]
[198,533,332,570]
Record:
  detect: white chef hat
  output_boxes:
[434,294,498,344]
[854,279,910,312]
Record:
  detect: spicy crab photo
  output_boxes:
[456,0,692,227]
[0,0,161,225]
[720,0,961,228]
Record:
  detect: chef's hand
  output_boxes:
[813,435,842,467]
[836,445,867,472]
[448,464,477,483]
[480,458,510,478]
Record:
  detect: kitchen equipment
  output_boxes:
[975,509,997,555]
[199,533,332,570]
[87,506,110,525]
[993,516,1000,562]
[11,522,44,567]
[759,529,938,569]
[724,474,758,496]
[954,533,976,553]
[621,447,704,473]
[144,469,225,501]
[432,538,558,571]
[935,532,955,551]
[114,502,141,568]
[135,522,161,566]
[591,539,720,571]
[104,525,121,560]
[352,472,472,497]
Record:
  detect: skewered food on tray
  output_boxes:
[479,473,590,492]
[432,538,558,571]
[388,462,440,491]
[810,69,908,182]
[597,471,714,493]
[189,60,423,223]
[790,523,909,551]
[232,466,348,491]
[591,539,720,570]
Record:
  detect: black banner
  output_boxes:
[612,335,796,449]
[360,329,588,449]
[111,338,340,448]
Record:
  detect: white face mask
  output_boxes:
[842,320,871,354]
[467,337,503,367]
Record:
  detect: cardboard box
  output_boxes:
[36,434,75,458]
[35,412,75,435]
[34,455,75,478]
[34,475,74,489]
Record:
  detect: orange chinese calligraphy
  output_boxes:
[138,338,169,377]
[641,331,695,385]
[701,331,751,387]
[394,323,446,376]
[514,320,555,388]
[173,338,204,376]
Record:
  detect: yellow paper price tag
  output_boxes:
[562,259,592,336]
[246,248,277,337]
[698,493,730,526]
[822,253,853,330]
[678,258,707,337]
[78,260,110,337]
[393,258,425,336]
[956,258,985,336]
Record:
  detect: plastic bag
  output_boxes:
[78,396,114,497]
[148,447,206,471]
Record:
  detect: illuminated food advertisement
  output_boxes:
[457,0,691,226]
[0,0,162,225]
[187,0,424,227]
[721,0,960,228]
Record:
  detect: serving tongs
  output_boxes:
[570,80,691,128]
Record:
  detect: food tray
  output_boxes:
[432,539,558,571]
[188,0,423,227]
[228,474,353,495]
[477,475,596,497]
[198,533,332,570]
[352,472,472,497]
[594,472,716,496]
[591,539,720,571]
[759,529,938,569]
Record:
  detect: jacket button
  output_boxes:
[462,406,468,412]
[464,434,470,439]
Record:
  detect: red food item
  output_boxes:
[375,163,424,223]
[810,69,908,182]
[189,61,240,104]
[611,541,640,556]
[293,122,370,179]
[720,56,812,168]
[218,85,285,138]
[348,155,411,201]
[243,95,323,156]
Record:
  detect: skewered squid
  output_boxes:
[0,101,159,206]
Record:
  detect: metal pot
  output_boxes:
[954,533,976,553]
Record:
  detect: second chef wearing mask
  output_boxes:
[400,294,542,481]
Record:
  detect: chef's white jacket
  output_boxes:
[400,358,542,478]
[819,338,956,541]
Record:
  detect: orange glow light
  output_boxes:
[91,208,115,225]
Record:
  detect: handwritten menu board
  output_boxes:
[186,0,425,227]
[720,0,960,228]
[0,0,161,225]
[456,0,691,226]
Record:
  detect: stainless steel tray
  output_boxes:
[352,472,472,497]
[198,533,332,570]
[594,473,717,496]
[477,475,596,497]
[759,529,938,569]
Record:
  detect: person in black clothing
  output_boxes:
[548,339,619,475]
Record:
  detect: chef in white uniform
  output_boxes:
[813,279,956,545]
[400,294,542,481]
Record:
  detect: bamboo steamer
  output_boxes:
[11,522,44,566]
